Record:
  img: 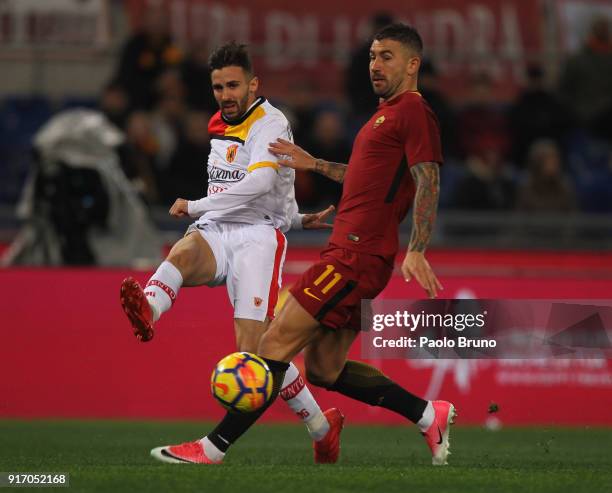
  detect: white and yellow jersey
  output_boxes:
[187,96,299,233]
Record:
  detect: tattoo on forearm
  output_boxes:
[408,162,440,253]
[314,159,347,184]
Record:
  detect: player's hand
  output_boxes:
[401,251,443,299]
[302,205,335,229]
[169,198,189,218]
[268,138,316,171]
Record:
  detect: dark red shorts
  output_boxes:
[290,246,393,331]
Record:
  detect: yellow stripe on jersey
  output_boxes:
[247,161,280,172]
[225,105,266,142]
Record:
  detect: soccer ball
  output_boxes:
[211,352,273,413]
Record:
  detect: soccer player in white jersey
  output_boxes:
[120,42,343,465]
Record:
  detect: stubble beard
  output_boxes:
[222,93,250,122]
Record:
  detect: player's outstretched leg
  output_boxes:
[323,360,456,465]
[120,232,216,342]
[279,362,344,464]
[151,358,290,464]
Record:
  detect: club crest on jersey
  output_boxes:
[374,115,385,128]
[226,144,239,163]
[254,297,263,307]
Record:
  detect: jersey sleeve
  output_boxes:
[187,167,276,217]
[401,102,443,166]
[246,116,293,172]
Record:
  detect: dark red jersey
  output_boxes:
[329,91,443,261]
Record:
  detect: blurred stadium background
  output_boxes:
[1,0,612,445]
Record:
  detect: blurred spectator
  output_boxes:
[302,109,349,206]
[566,132,612,213]
[161,111,211,205]
[181,42,218,113]
[156,68,186,101]
[558,15,612,140]
[150,71,188,171]
[419,59,457,159]
[119,111,160,204]
[345,12,394,122]
[456,72,511,161]
[509,64,571,166]
[516,139,576,213]
[452,150,515,210]
[99,80,130,130]
[115,5,183,110]
[150,94,186,173]
[288,80,319,144]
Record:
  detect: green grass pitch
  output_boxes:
[1,420,611,492]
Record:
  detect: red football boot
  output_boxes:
[150,441,222,464]
[421,400,457,465]
[314,408,345,464]
[120,277,154,342]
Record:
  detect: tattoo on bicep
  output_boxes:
[314,159,347,184]
[408,162,440,252]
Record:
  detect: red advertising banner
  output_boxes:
[1,248,612,426]
[126,0,544,101]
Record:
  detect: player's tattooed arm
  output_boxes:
[313,159,347,184]
[408,161,440,253]
[268,138,347,183]
[402,161,443,298]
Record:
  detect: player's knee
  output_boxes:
[167,236,210,281]
[166,247,192,276]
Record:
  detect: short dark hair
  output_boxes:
[208,42,253,74]
[373,23,423,56]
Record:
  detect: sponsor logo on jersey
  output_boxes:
[226,144,239,163]
[208,166,246,183]
[254,297,263,307]
[374,115,385,128]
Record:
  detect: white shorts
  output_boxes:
[187,221,287,321]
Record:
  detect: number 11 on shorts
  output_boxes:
[303,264,343,301]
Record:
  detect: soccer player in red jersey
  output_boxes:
[203,23,456,466]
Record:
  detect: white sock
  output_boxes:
[199,436,225,462]
[417,401,435,431]
[280,362,330,441]
[143,261,183,322]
